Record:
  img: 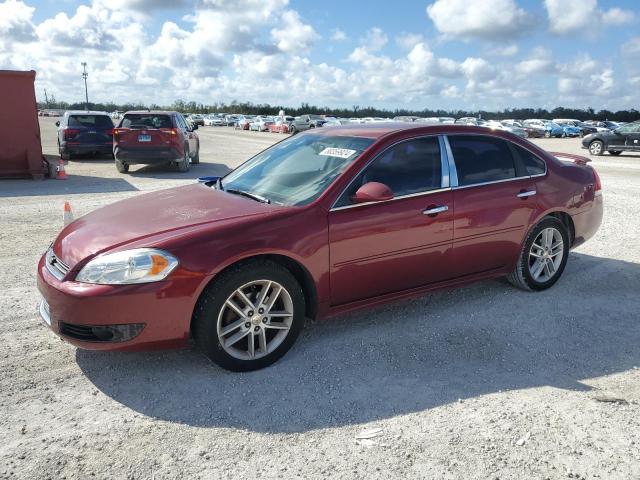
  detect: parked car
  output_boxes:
[584,120,618,132]
[235,115,256,130]
[204,115,225,126]
[455,117,482,125]
[558,123,581,138]
[187,114,205,127]
[269,116,295,133]
[37,124,603,371]
[56,111,114,160]
[112,111,200,173]
[483,120,527,138]
[249,116,274,132]
[501,120,541,138]
[582,121,640,156]
[287,116,313,134]
[225,114,239,126]
[554,120,597,137]
[523,120,563,138]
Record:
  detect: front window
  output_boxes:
[222,134,374,206]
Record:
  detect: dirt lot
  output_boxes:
[1,117,639,479]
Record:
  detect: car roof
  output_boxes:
[309,122,525,140]
[124,110,176,115]
[65,110,110,116]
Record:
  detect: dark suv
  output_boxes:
[113,111,200,173]
[582,121,640,156]
[56,111,114,160]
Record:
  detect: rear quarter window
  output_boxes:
[513,145,546,176]
[448,135,516,186]
[68,115,113,128]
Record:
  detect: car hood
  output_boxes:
[52,184,277,268]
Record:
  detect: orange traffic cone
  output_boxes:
[63,201,74,226]
[57,159,67,179]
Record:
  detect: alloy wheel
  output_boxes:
[528,227,564,283]
[589,141,603,155]
[216,280,294,360]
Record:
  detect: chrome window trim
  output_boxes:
[438,135,451,188]
[329,134,447,211]
[443,133,548,190]
[331,187,452,212]
[441,135,459,187]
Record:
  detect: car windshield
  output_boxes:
[121,114,172,129]
[221,135,374,206]
[68,115,113,128]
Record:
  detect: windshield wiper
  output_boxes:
[225,188,271,204]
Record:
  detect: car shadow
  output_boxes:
[126,161,232,180]
[0,175,138,197]
[76,252,640,433]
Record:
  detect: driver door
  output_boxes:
[328,136,454,306]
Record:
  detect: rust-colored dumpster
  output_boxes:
[0,70,46,179]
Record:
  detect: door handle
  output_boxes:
[423,205,449,215]
[517,190,536,198]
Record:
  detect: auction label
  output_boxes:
[319,147,357,159]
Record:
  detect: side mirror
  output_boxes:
[351,182,394,204]
[55,121,60,127]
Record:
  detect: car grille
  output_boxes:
[45,248,70,280]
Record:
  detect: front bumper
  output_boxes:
[36,253,200,351]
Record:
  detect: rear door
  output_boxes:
[448,135,538,277]
[626,123,640,150]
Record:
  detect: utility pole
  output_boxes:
[81,62,89,110]
[44,89,49,109]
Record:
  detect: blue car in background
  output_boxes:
[524,119,564,138]
[556,123,581,138]
[56,111,114,160]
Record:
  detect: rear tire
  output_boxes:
[191,147,200,164]
[115,158,129,173]
[507,217,570,291]
[289,125,297,135]
[192,260,305,371]
[177,147,190,172]
[544,131,551,138]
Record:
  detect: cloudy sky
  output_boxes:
[1,0,638,111]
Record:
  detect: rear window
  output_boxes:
[121,114,172,129]
[68,115,113,128]
[449,135,516,186]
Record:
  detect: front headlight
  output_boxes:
[75,248,179,285]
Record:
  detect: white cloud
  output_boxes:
[426,0,532,40]
[331,29,347,41]
[271,10,319,53]
[516,47,556,75]
[362,27,388,52]
[545,0,635,35]
[395,33,424,50]
[0,0,36,49]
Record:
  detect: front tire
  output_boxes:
[507,217,570,291]
[589,140,604,156]
[192,260,305,371]
[544,131,551,138]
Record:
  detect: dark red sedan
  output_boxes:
[37,124,603,371]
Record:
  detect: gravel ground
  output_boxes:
[1,118,639,479]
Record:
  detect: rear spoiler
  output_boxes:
[549,151,591,166]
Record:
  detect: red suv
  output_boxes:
[113,111,200,173]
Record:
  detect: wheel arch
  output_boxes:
[191,253,318,328]
[529,210,575,247]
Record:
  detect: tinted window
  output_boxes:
[68,115,113,128]
[448,136,516,186]
[336,137,442,207]
[121,114,172,129]
[514,145,546,176]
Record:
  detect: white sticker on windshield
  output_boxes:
[319,147,357,159]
